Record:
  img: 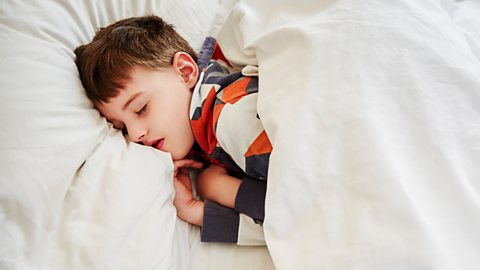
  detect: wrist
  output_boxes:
[177,199,204,226]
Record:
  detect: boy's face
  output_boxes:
[97,53,199,160]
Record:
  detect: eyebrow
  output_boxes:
[122,92,142,111]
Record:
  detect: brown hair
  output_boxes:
[74,15,197,104]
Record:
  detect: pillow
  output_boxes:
[0,0,230,268]
[51,129,186,269]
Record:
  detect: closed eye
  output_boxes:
[136,104,147,116]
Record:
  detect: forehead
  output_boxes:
[96,65,173,120]
[95,66,146,115]
[96,87,136,122]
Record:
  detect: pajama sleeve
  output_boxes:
[200,176,266,245]
[201,200,239,243]
[234,176,266,222]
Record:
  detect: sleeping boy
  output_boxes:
[74,15,271,245]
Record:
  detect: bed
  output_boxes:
[1,0,480,269]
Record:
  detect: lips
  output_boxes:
[152,138,165,150]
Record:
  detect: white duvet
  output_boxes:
[218,0,480,268]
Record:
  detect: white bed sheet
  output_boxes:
[218,0,480,269]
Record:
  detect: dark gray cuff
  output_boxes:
[234,177,266,222]
[200,200,239,243]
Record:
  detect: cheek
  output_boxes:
[167,91,192,119]
[150,87,192,129]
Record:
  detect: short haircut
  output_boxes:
[74,15,197,104]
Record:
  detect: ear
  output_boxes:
[172,52,199,89]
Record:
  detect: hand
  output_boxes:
[172,159,202,213]
[172,159,204,226]
[173,159,203,177]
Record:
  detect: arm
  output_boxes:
[196,164,241,208]
[197,164,267,245]
[173,163,243,243]
[171,161,241,226]
[197,164,266,221]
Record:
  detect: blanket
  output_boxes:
[217,0,480,268]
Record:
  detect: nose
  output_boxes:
[125,121,147,143]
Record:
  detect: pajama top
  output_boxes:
[190,37,271,245]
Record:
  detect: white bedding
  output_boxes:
[2,0,480,269]
[218,0,480,268]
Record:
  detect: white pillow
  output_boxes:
[0,0,229,269]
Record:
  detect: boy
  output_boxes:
[74,15,270,245]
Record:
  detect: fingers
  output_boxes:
[173,173,192,195]
[173,159,203,170]
[177,173,192,190]
[173,159,203,176]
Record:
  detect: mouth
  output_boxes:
[151,138,165,150]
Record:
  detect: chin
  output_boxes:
[171,140,195,160]
[171,149,189,160]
